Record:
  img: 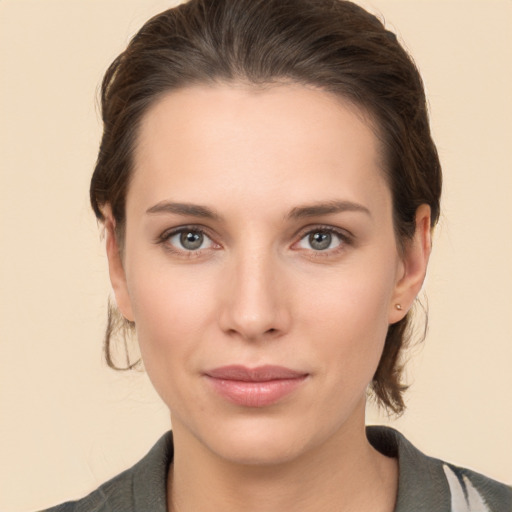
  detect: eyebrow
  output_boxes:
[287,200,371,219]
[145,199,371,221]
[146,201,222,220]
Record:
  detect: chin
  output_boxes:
[216,430,309,466]
[187,412,329,467]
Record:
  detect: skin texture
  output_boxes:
[104,84,431,512]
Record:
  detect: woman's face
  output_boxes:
[108,84,427,465]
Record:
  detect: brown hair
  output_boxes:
[90,0,442,414]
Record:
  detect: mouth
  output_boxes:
[204,365,309,407]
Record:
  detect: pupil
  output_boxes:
[310,231,331,250]
[181,231,203,250]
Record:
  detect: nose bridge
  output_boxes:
[220,241,288,340]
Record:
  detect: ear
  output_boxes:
[389,204,432,324]
[103,206,135,322]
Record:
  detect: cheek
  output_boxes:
[124,254,218,383]
[301,260,396,382]
[127,271,221,419]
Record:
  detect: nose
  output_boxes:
[218,249,291,342]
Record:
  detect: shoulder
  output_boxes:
[38,469,135,512]
[37,431,174,512]
[442,462,512,512]
[367,426,512,512]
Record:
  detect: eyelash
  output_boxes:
[294,225,353,258]
[156,225,219,258]
[155,224,353,258]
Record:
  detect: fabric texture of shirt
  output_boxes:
[39,426,511,512]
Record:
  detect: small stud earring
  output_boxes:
[395,304,402,310]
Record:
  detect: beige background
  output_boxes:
[0,0,511,510]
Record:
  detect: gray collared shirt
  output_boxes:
[39,426,512,512]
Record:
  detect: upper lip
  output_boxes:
[205,365,308,382]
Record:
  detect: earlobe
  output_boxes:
[389,204,432,324]
[103,207,135,322]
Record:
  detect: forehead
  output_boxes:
[129,83,390,217]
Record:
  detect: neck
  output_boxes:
[167,402,397,512]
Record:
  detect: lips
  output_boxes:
[204,365,308,407]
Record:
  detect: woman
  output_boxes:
[37,0,510,511]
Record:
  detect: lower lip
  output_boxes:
[206,376,307,407]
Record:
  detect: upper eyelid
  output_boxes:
[292,225,354,253]
[158,224,215,240]
[156,226,219,256]
[294,224,353,240]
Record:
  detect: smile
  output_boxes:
[204,365,309,407]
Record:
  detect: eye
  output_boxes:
[296,228,346,251]
[164,228,215,251]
